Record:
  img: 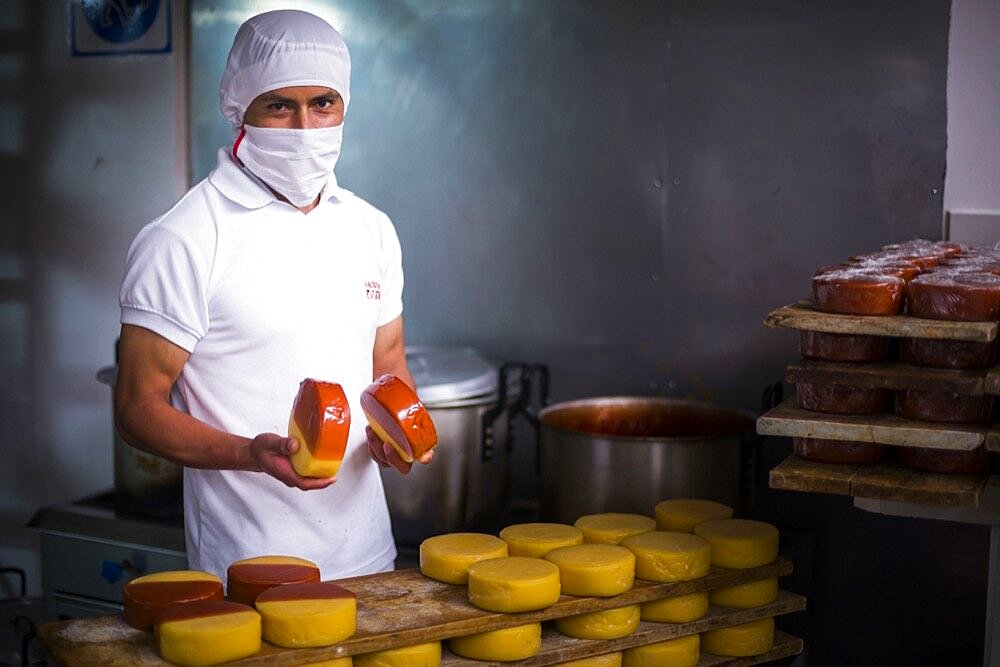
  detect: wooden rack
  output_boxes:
[38,563,804,666]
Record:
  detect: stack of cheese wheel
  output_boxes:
[653,499,732,533]
[545,543,637,640]
[353,641,442,666]
[154,599,262,666]
[288,378,351,478]
[419,533,508,584]
[499,522,584,557]
[467,556,561,612]
[122,570,223,631]
[695,519,780,657]
[621,531,711,625]
[227,555,321,606]
[254,581,356,648]
[622,634,700,667]
[574,512,656,545]
[361,373,438,465]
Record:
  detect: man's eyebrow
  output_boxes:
[311,91,341,102]
[258,92,294,104]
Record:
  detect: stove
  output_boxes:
[27,491,187,619]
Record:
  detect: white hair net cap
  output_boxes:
[219,9,351,127]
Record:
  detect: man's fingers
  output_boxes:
[384,442,412,474]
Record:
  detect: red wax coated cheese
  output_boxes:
[799,331,890,363]
[793,437,884,465]
[811,270,905,316]
[796,382,892,415]
[899,337,998,370]
[226,556,321,607]
[361,374,438,463]
[288,379,350,478]
[894,446,989,475]
[122,571,224,632]
[907,272,1000,321]
[896,389,993,424]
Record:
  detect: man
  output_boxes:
[114,9,429,581]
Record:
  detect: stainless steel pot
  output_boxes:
[538,397,756,523]
[381,348,522,547]
[97,366,183,519]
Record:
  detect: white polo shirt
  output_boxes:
[119,148,401,581]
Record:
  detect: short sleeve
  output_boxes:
[119,223,211,352]
[376,214,404,326]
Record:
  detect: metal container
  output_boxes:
[538,397,756,523]
[96,366,183,520]
[381,347,518,547]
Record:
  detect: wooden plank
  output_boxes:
[768,455,858,496]
[763,301,996,342]
[987,427,1000,453]
[851,464,984,508]
[440,593,806,666]
[756,397,985,451]
[768,454,987,509]
[785,360,989,394]
[37,562,795,666]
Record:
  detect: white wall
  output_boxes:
[0,0,187,596]
[945,0,1000,215]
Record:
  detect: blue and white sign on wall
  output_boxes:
[72,0,172,56]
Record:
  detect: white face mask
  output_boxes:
[233,124,343,207]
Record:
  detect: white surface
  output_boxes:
[944,0,1000,214]
[946,211,1000,245]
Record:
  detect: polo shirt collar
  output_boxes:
[207,147,345,210]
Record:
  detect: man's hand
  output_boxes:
[366,426,434,474]
[248,433,336,490]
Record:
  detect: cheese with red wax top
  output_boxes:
[361,374,438,463]
[288,378,350,478]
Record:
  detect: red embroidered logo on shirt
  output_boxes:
[365,280,381,300]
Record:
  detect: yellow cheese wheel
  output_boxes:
[622,634,700,667]
[553,652,622,666]
[449,623,541,661]
[701,617,775,657]
[353,641,441,666]
[254,582,356,648]
[419,533,508,584]
[653,499,733,533]
[303,660,353,667]
[620,531,711,582]
[574,513,656,544]
[544,544,635,597]
[693,519,779,569]
[467,557,561,612]
[709,577,778,608]
[122,570,223,631]
[640,591,709,623]
[554,605,640,640]
[154,600,261,666]
[499,523,584,557]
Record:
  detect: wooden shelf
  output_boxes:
[768,454,989,508]
[37,564,801,666]
[757,396,989,452]
[764,301,997,342]
[786,359,1000,396]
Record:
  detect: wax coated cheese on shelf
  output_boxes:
[810,269,905,315]
[448,623,541,661]
[694,519,779,569]
[544,544,635,596]
[907,271,1000,321]
[793,437,884,465]
[896,388,993,424]
[254,581,356,648]
[621,633,700,667]
[553,652,622,667]
[226,555,321,606]
[795,381,892,415]
[709,577,778,608]
[554,605,640,640]
[353,641,441,666]
[620,530,712,582]
[419,533,508,584]
[499,522,584,557]
[466,556,561,612]
[122,570,223,631]
[640,591,709,623]
[899,337,997,370]
[288,378,351,478]
[653,499,733,533]
[701,617,775,657]
[154,600,261,667]
[361,374,438,463]
[573,513,656,544]
[302,660,352,667]
[799,330,890,363]
[894,445,989,475]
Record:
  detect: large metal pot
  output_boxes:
[97,366,183,519]
[538,397,756,523]
[381,347,522,547]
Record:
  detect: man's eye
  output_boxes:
[269,103,290,111]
